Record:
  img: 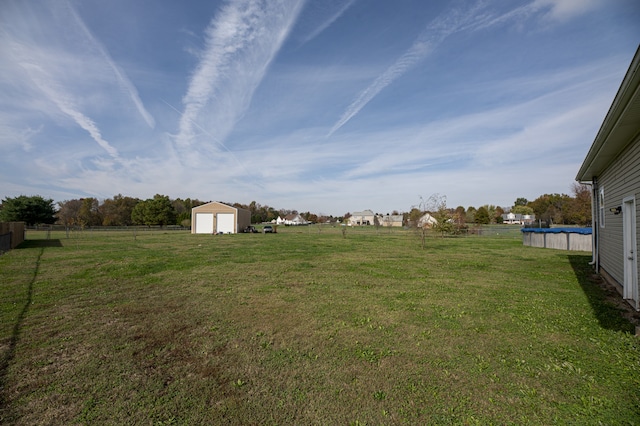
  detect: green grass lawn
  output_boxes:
[1,226,638,425]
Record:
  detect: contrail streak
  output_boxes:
[301,0,357,44]
[176,0,303,149]
[63,1,155,129]
[162,98,263,188]
[327,1,537,137]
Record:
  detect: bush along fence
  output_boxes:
[521,227,592,252]
[0,222,25,253]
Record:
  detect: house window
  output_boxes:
[599,187,605,228]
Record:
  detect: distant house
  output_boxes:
[576,45,640,310]
[418,213,438,228]
[381,214,404,227]
[191,201,251,234]
[348,210,376,226]
[501,212,536,225]
[282,213,308,226]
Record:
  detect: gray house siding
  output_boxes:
[577,45,640,309]
[596,135,640,290]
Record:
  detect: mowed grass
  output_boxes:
[1,226,638,425]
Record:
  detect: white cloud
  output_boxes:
[0,0,158,160]
[0,110,41,152]
[0,0,630,216]
[299,0,357,44]
[327,1,491,136]
[61,1,156,129]
[533,0,603,21]
[16,59,120,159]
[176,0,304,150]
[327,0,610,137]
[326,40,432,137]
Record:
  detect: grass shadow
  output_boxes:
[18,239,63,248]
[568,254,637,333]
[0,247,42,418]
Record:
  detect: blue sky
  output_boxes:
[1,0,638,216]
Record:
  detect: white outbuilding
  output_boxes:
[191,201,251,234]
[418,213,438,228]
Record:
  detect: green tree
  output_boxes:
[248,201,262,223]
[172,198,192,227]
[465,206,477,224]
[132,194,176,226]
[480,205,498,224]
[101,194,139,226]
[408,207,423,226]
[78,198,102,227]
[529,193,571,224]
[302,211,318,223]
[246,201,279,223]
[265,207,278,223]
[131,201,148,225]
[452,208,468,232]
[0,195,56,225]
[512,205,534,215]
[475,206,490,224]
[514,197,528,207]
[432,208,454,236]
[412,194,462,242]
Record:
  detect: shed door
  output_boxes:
[195,213,214,234]
[216,213,235,234]
[623,197,638,309]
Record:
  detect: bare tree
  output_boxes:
[412,194,449,248]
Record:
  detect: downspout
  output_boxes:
[589,177,598,270]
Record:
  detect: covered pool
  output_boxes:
[521,228,592,251]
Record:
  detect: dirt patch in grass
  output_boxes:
[591,273,640,329]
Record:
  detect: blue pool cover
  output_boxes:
[521,228,592,235]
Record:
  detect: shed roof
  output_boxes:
[192,201,249,214]
[576,45,640,182]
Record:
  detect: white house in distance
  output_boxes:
[501,212,536,225]
[418,213,438,228]
[276,213,309,226]
[191,201,251,234]
[576,45,640,310]
[348,210,376,226]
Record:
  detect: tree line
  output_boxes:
[0,195,340,227]
[404,183,591,232]
[0,183,590,228]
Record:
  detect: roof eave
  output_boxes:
[576,45,640,182]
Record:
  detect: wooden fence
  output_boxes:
[0,222,25,253]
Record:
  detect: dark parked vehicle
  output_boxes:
[243,226,259,233]
[263,225,274,233]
